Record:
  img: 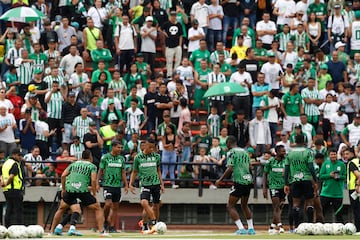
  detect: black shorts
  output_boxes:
[63,192,97,207]
[103,186,122,202]
[140,185,161,204]
[269,188,286,200]
[229,183,253,198]
[290,181,314,199]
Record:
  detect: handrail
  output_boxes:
[10,160,262,198]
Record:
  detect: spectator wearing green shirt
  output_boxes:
[124,86,143,110]
[5,65,18,93]
[91,60,112,84]
[281,83,304,133]
[254,39,268,67]
[189,39,211,70]
[90,40,113,70]
[317,64,332,90]
[135,53,151,81]
[124,63,147,93]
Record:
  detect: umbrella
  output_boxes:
[0,7,46,23]
[203,82,247,98]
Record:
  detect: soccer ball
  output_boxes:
[313,223,324,235]
[295,223,308,235]
[0,226,7,239]
[7,225,28,238]
[323,223,333,235]
[27,225,44,238]
[155,222,167,234]
[332,223,344,235]
[344,223,357,235]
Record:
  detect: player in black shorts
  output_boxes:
[97,140,128,233]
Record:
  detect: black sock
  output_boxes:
[60,213,71,226]
[306,206,314,223]
[292,207,300,228]
[143,223,148,230]
[151,220,157,226]
[70,212,81,226]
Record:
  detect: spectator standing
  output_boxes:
[328,3,349,52]
[341,113,360,147]
[24,146,43,185]
[350,11,360,58]
[83,18,103,61]
[68,63,88,98]
[301,78,322,130]
[260,90,280,147]
[346,148,360,232]
[140,16,157,77]
[190,0,209,34]
[90,40,113,71]
[207,0,223,51]
[318,93,340,142]
[221,0,239,46]
[114,15,137,75]
[193,60,211,121]
[187,19,205,57]
[83,121,103,167]
[240,0,256,28]
[56,17,76,53]
[59,45,83,77]
[229,111,249,148]
[338,84,356,123]
[330,106,348,148]
[208,63,226,115]
[143,82,158,135]
[251,72,271,118]
[72,108,92,143]
[249,109,271,157]
[273,0,296,29]
[161,10,183,79]
[256,12,277,49]
[19,108,36,154]
[40,21,58,51]
[281,83,303,133]
[0,106,17,157]
[61,92,81,149]
[260,52,282,94]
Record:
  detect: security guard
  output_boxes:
[1,148,25,228]
[346,148,360,232]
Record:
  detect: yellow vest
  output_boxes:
[85,27,100,51]
[2,159,23,191]
[100,125,116,146]
[347,158,360,190]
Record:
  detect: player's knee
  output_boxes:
[141,199,150,207]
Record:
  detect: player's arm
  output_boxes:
[121,169,128,194]
[283,164,290,194]
[157,166,165,193]
[262,171,268,199]
[129,169,138,194]
[215,166,233,186]
[96,168,104,192]
[90,171,97,196]
[61,168,70,196]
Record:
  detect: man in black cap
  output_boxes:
[1,148,25,227]
[40,20,58,51]
[229,110,249,148]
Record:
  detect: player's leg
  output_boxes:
[227,184,246,234]
[80,192,107,235]
[67,204,83,236]
[287,191,294,232]
[240,191,255,235]
[270,191,281,234]
[51,200,70,235]
[313,195,324,222]
[103,199,112,230]
[303,181,315,223]
[332,198,344,223]
[290,182,302,228]
[108,189,122,233]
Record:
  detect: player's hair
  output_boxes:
[31,145,40,151]
[226,135,237,146]
[314,139,323,146]
[146,138,156,145]
[314,153,324,159]
[82,149,92,160]
[295,134,305,145]
[73,136,80,141]
[111,139,122,146]
[275,145,284,153]
[212,137,220,141]
[328,148,337,153]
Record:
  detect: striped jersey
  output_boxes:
[35,120,49,142]
[207,113,221,137]
[207,72,226,101]
[291,32,309,52]
[5,39,15,52]
[210,50,230,65]
[6,47,24,65]
[29,52,48,71]
[31,3,47,32]
[109,79,127,103]
[69,72,89,95]
[275,32,290,52]
[70,143,85,160]
[24,153,43,172]
[351,21,360,50]
[45,91,64,119]
[72,116,92,142]
[301,87,321,116]
[16,61,34,85]
[124,108,145,135]
[43,75,66,89]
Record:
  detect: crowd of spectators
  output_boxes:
[0,0,359,189]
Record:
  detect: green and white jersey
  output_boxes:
[227,147,252,185]
[207,113,221,137]
[190,49,211,70]
[285,147,314,184]
[70,143,85,160]
[45,91,64,119]
[109,79,127,103]
[281,92,302,117]
[16,61,34,85]
[5,73,18,92]
[29,52,48,71]
[72,116,92,142]
[99,153,125,188]
[69,73,89,95]
[291,32,310,52]
[34,120,49,142]
[210,50,230,65]
[65,160,97,193]
[301,87,321,116]
[195,68,211,89]
[133,151,161,187]
[351,21,360,50]
[136,61,148,79]
[342,122,360,147]
[124,108,145,135]
[43,75,66,89]
[275,32,291,52]
[264,157,285,189]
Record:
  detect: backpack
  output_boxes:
[118,23,136,39]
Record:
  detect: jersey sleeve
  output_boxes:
[226,151,235,167]
[99,155,106,169]
[133,155,139,172]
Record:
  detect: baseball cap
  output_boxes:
[55,15,62,22]
[68,92,76,97]
[12,148,23,155]
[34,68,43,74]
[294,123,302,129]
[145,16,153,22]
[89,121,96,126]
[108,98,115,104]
[267,51,275,57]
[334,3,341,8]
[28,84,37,92]
[246,147,255,154]
[339,106,346,112]
[335,42,346,49]
[170,10,177,15]
[48,39,56,43]
[346,1,353,6]
[71,22,79,29]
[136,52,144,57]
[320,64,328,70]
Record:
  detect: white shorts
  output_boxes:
[283,116,300,132]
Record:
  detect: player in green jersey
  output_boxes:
[97,140,128,233]
[215,136,256,235]
[284,135,318,229]
[263,145,286,234]
[51,150,108,237]
[129,138,164,234]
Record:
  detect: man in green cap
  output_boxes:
[350,10,360,58]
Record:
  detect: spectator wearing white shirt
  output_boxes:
[190,0,209,34]
[260,52,283,93]
[273,0,296,28]
[319,93,340,141]
[101,88,122,111]
[229,61,252,119]
[87,0,107,30]
[207,0,223,51]
[295,0,308,21]
[69,62,89,97]
[319,81,338,100]
[256,12,277,49]
[187,19,205,56]
[59,45,83,77]
[282,42,298,69]
[24,146,43,184]
[330,106,348,148]
[260,90,280,147]
[328,3,349,52]
[140,16,157,77]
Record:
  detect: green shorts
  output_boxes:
[194,88,208,108]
